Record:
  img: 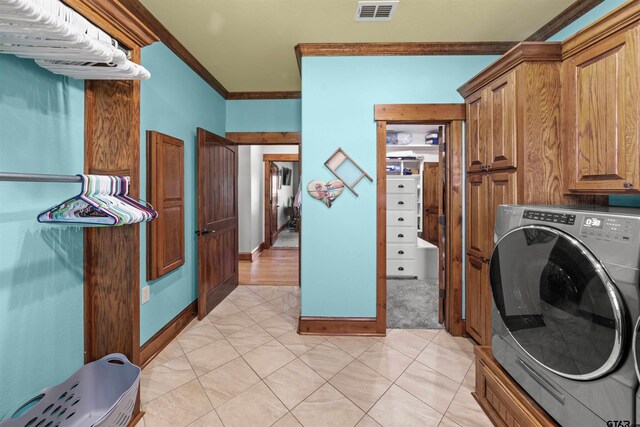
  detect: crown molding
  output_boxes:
[227,91,302,100]
[527,0,604,41]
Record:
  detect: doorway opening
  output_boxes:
[264,154,300,250]
[375,104,465,337]
[385,124,446,329]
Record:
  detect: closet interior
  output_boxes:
[385,123,444,329]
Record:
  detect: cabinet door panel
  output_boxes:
[466,174,489,259]
[489,71,517,170]
[466,90,487,173]
[564,28,640,192]
[488,171,517,253]
[466,255,489,344]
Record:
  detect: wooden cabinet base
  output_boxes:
[474,346,558,427]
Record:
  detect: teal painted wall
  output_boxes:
[0,55,84,417]
[300,55,497,317]
[139,42,226,344]
[226,99,301,132]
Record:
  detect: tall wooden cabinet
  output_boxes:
[459,43,580,346]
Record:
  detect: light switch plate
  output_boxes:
[142,286,151,304]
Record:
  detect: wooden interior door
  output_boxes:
[196,128,238,320]
[270,163,279,245]
[437,126,446,324]
[423,161,439,245]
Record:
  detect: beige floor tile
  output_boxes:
[198,357,261,408]
[445,387,492,427]
[211,311,256,337]
[356,415,382,427]
[378,329,429,358]
[145,340,185,370]
[261,312,298,337]
[185,339,240,376]
[286,306,301,318]
[244,301,283,322]
[299,341,354,380]
[141,355,197,403]
[405,329,440,342]
[369,385,443,427]
[242,339,296,378]
[177,321,224,353]
[207,299,242,321]
[182,317,211,333]
[272,413,303,427]
[395,361,460,414]
[216,381,288,427]
[327,336,378,357]
[431,332,475,360]
[227,291,268,310]
[264,358,326,409]
[276,331,325,356]
[329,360,392,411]
[245,285,282,301]
[461,363,475,391]
[135,416,146,427]
[187,410,224,427]
[438,416,462,427]
[226,323,274,354]
[291,383,365,427]
[143,379,213,427]
[415,343,474,383]
[270,293,299,312]
[357,342,413,382]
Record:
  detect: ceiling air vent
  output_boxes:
[355,1,398,22]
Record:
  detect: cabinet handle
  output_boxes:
[398,267,404,271]
[398,250,404,255]
[624,182,634,189]
[398,217,404,222]
[398,234,404,238]
[398,201,404,205]
[398,184,404,189]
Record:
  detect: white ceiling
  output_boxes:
[139,0,576,92]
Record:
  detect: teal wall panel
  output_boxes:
[226,99,301,132]
[0,54,84,418]
[139,42,226,344]
[300,55,497,317]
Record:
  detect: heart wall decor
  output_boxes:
[307,180,345,208]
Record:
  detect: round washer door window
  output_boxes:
[490,225,625,380]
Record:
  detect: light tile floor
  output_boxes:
[137,285,492,427]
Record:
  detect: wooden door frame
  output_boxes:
[263,153,300,249]
[374,104,466,337]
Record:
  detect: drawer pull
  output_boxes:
[624,182,634,189]
[398,217,404,222]
[398,184,404,189]
[398,234,404,238]
[398,201,404,205]
[398,267,404,271]
[398,250,404,255]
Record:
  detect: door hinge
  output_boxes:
[439,215,446,226]
[439,288,446,298]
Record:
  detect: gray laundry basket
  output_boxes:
[1,353,141,427]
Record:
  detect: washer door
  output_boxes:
[490,225,625,380]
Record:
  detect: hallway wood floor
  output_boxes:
[239,248,299,286]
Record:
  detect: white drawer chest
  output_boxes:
[386,176,419,277]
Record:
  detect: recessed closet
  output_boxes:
[385,123,444,329]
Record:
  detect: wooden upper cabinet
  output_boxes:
[147,131,185,280]
[466,90,487,173]
[466,174,489,260]
[488,71,517,170]
[562,27,640,193]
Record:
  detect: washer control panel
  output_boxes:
[580,216,634,242]
[523,210,576,225]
